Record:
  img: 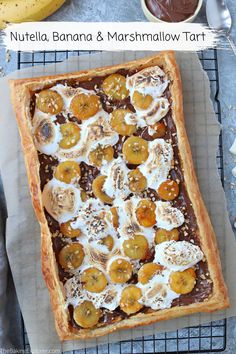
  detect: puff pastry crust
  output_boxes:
[10,51,229,341]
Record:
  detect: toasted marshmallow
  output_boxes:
[70,199,113,240]
[154,240,203,271]
[33,118,62,155]
[124,97,169,128]
[139,139,173,190]
[126,66,169,98]
[155,201,184,230]
[139,272,179,310]
[101,157,130,201]
[42,178,81,223]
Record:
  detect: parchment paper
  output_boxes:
[0,51,236,354]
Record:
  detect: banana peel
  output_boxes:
[0,0,66,29]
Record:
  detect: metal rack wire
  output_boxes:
[18,49,227,354]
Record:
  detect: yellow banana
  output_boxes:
[0,0,66,29]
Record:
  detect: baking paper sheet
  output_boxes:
[0,51,236,353]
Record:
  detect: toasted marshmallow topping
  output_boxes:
[117,199,143,239]
[139,271,179,310]
[155,201,184,230]
[70,199,113,240]
[101,157,130,202]
[154,240,204,271]
[42,179,81,223]
[125,97,170,128]
[33,117,62,155]
[126,66,169,98]
[65,276,123,311]
[139,139,173,190]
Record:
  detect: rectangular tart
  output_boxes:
[10,51,229,340]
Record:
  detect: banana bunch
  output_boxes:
[0,0,66,29]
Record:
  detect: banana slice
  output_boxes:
[73,301,101,328]
[169,268,196,294]
[154,228,179,244]
[58,243,84,270]
[108,258,133,283]
[59,123,81,149]
[120,285,143,315]
[36,89,63,115]
[89,145,114,167]
[123,136,149,165]
[110,108,137,136]
[60,220,81,238]
[99,235,114,251]
[54,161,81,184]
[81,267,107,293]
[128,169,147,193]
[123,235,149,260]
[102,74,129,100]
[92,175,114,204]
[136,199,156,227]
[70,93,100,120]
[132,91,153,110]
[138,263,163,284]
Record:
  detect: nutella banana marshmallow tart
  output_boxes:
[10,52,229,340]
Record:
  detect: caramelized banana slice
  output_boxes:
[154,228,179,244]
[89,145,114,167]
[136,199,156,227]
[120,285,143,315]
[73,301,101,328]
[59,123,81,149]
[92,175,114,204]
[150,121,166,138]
[36,89,63,115]
[138,263,163,284]
[81,267,107,293]
[132,91,153,110]
[158,180,179,201]
[110,108,137,136]
[58,243,84,270]
[169,268,196,294]
[70,93,100,120]
[100,235,114,251]
[123,235,149,260]
[60,220,81,238]
[109,258,132,283]
[55,161,81,184]
[102,74,129,100]
[122,136,149,164]
[128,169,147,193]
[110,207,119,228]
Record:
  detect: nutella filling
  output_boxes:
[31,67,213,329]
[145,0,199,22]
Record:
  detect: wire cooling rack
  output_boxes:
[18,49,227,353]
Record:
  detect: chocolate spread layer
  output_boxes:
[31,67,213,329]
[145,0,199,22]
